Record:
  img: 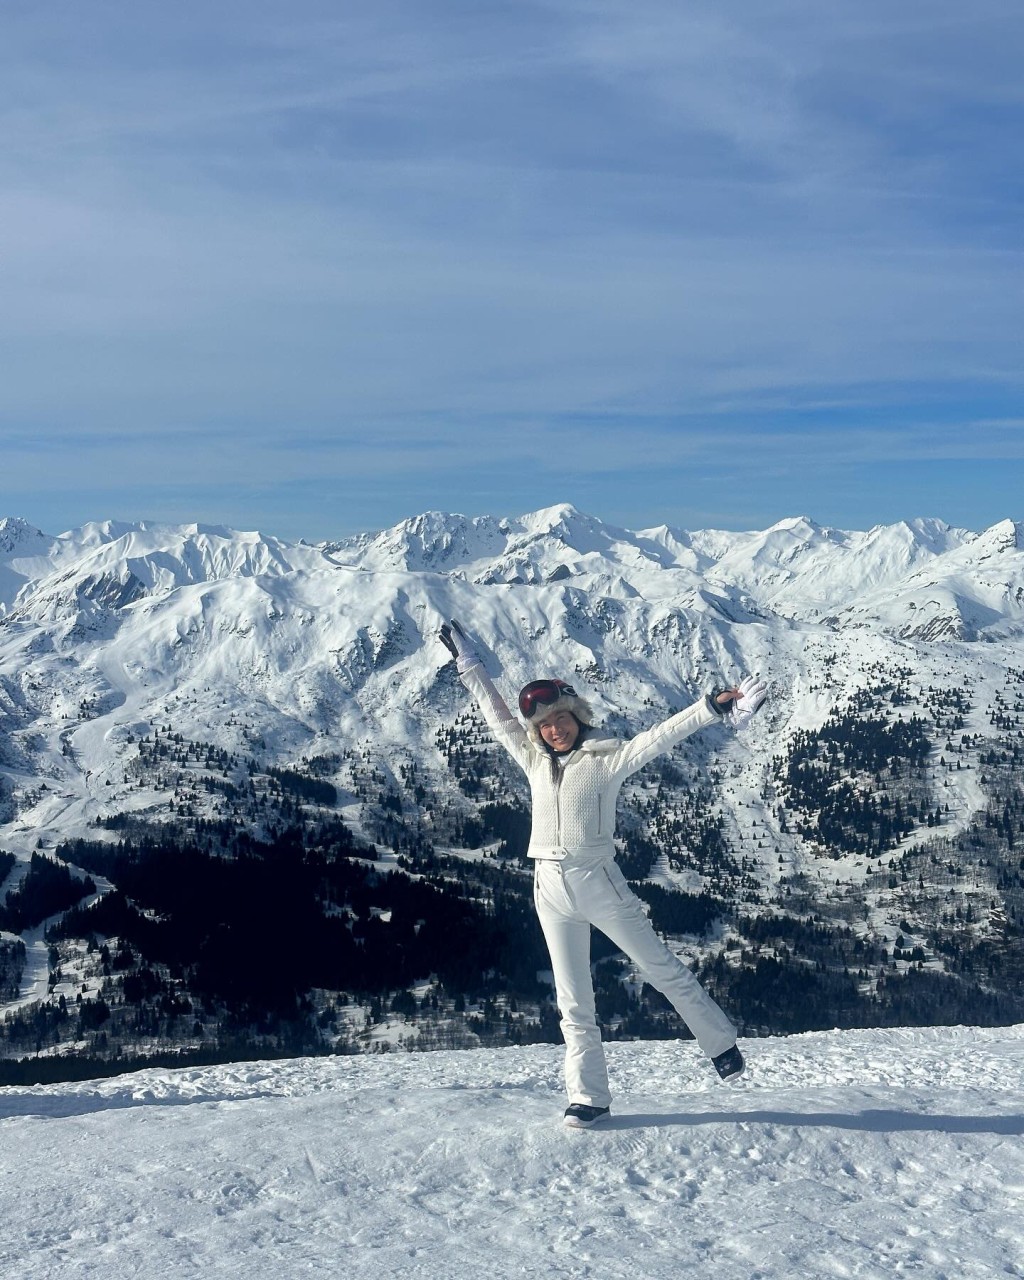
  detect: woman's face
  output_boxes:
[537,709,580,753]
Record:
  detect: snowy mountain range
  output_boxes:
[1,505,1023,1064]
[1,503,1021,830]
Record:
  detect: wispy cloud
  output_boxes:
[0,1,1021,537]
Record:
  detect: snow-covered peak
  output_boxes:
[0,515,50,555]
[329,504,632,578]
[766,514,819,534]
[517,502,591,539]
[970,517,1024,555]
[510,503,630,558]
[519,500,581,528]
[804,515,1024,640]
[59,521,313,585]
[1,519,331,631]
[327,510,512,573]
[0,516,57,610]
[692,514,987,618]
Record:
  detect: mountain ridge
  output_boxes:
[1,503,1023,1069]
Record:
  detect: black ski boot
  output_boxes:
[563,1103,611,1128]
[712,1045,745,1082]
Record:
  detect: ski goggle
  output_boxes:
[518,679,578,720]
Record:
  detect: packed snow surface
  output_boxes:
[2,1024,1022,1279]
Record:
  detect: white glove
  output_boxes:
[724,676,766,731]
[438,618,481,674]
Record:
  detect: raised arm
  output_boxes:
[439,619,532,770]
[608,676,767,781]
[607,696,720,780]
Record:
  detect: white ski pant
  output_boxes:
[534,857,737,1109]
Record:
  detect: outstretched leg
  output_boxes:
[567,859,737,1059]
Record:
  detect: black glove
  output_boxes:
[438,619,481,673]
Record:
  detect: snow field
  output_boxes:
[1,1024,1022,1279]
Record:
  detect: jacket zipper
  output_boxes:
[553,764,563,849]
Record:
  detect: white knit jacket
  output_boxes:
[460,663,720,862]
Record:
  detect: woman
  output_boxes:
[439,619,766,1128]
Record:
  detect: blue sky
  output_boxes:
[2,0,1022,541]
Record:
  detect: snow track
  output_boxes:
[2,1025,1022,1279]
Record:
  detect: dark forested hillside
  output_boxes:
[3,665,1024,1083]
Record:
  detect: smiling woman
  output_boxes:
[439,618,766,1127]
[517,678,594,756]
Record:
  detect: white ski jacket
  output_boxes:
[460,663,720,863]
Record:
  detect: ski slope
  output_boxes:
[2,1024,1022,1279]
